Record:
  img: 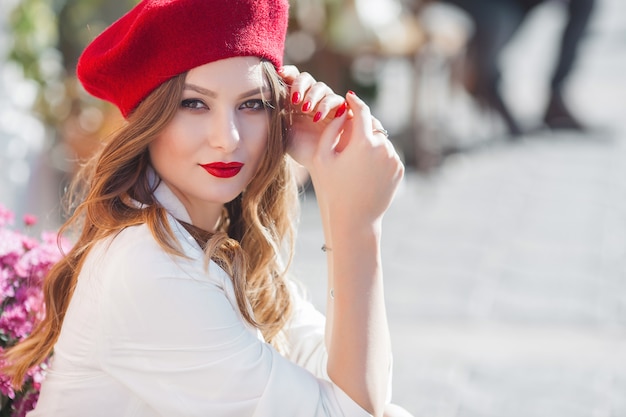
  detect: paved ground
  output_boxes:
[292,0,626,415]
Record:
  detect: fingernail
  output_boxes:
[334,102,347,118]
[291,92,301,104]
[313,111,322,123]
[302,101,312,112]
[347,90,355,95]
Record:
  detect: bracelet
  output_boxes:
[323,244,333,299]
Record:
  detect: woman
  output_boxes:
[2,0,407,416]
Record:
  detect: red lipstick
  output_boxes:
[200,162,244,178]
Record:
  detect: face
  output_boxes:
[149,57,271,230]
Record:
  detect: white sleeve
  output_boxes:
[283,284,329,380]
[97,235,372,417]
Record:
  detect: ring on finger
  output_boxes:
[372,128,389,138]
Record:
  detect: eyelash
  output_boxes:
[181,99,207,110]
[240,99,267,110]
[180,99,271,111]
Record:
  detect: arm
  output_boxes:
[283,69,404,417]
[315,93,402,417]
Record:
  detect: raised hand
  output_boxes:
[278,65,346,170]
[310,91,404,226]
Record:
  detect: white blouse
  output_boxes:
[28,183,378,417]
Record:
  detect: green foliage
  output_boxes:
[9,0,58,82]
[8,0,62,125]
[7,0,139,127]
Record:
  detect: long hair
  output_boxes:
[2,60,298,388]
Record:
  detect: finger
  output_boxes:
[277,65,300,83]
[289,72,316,105]
[344,91,373,141]
[371,126,390,143]
[316,105,349,160]
[299,81,331,114]
[371,116,383,129]
[307,93,345,122]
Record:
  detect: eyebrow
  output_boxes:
[184,83,216,98]
[183,83,271,99]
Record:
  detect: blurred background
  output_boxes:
[1,0,626,415]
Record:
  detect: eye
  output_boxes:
[240,99,270,111]
[181,99,208,110]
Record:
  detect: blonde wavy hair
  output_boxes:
[3,60,299,388]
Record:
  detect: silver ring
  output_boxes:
[372,128,389,138]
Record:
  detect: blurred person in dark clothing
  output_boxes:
[442,0,596,136]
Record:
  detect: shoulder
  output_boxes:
[82,217,237,316]
[108,213,202,259]
[97,224,172,270]
[88,219,207,286]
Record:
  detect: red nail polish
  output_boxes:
[291,92,301,104]
[334,102,347,118]
[313,112,322,123]
[347,90,355,95]
[302,101,312,112]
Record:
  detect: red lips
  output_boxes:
[200,162,244,178]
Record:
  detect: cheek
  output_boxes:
[248,130,269,167]
[149,124,194,164]
[149,135,175,169]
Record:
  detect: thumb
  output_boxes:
[344,91,372,142]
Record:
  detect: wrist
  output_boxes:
[328,210,382,237]
[326,219,382,258]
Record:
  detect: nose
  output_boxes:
[208,110,240,153]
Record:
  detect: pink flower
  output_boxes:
[0,351,16,399]
[15,286,45,316]
[0,304,33,340]
[0,373,16,399]
[21,235,39,251]
[26,362,48,391]
[12,388,39,417]
[0,204,14,228]
[0,287,45,341]
[14,240,64,285]
[0,267,16,301]
[0,204,66,411]
[22,214,37,227]
[0,229,26,266]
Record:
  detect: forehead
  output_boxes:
[185,56,267,89]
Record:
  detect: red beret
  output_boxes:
[77,0,289,118]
